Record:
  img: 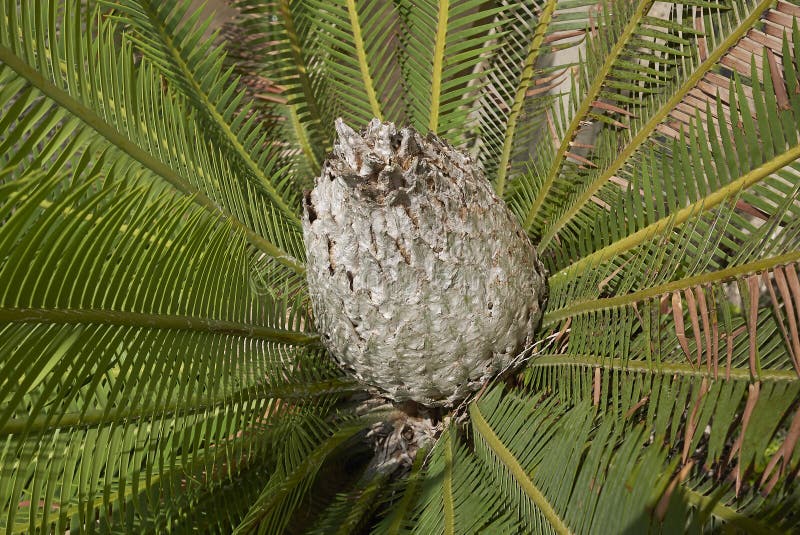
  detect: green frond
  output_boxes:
[474,385,799,532]
[540,207,800,389]
[536,0,799,269]
[0,5,340,528]
[164,460,273,533]
[372,445,429,535]
[525,25,800,510]
[539,0,777,249]
[545,38,800,285]
[491,0,558,197]
[530,196,800,528]
[518,0,661,229]
[449,0,595,191]
[232,415,372,535]
[101,0,305,227]
[514,0,743,236]
[406,428,519,534]
[308,471,390,535]
[231,0,334,159]
[209,20,325,188]
[395,0,508,138]
[0,1,305,273]
[523,367,800,530]
[471,388,673,534]
[0,164,340,531]
[303,0,396,125]
[675,467,800,533]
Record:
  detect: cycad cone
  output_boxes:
[303,119,548,407]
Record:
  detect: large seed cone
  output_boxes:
[302,119,548,407]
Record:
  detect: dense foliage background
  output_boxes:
[1,0,799,532]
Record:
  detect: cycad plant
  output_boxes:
[1,0,800,532]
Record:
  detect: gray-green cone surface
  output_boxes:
[302,119,548,406]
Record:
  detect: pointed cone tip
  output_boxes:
[335,118,357,141]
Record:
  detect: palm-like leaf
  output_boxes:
[1,0,799,532]
[102,0,306,258]
[0,2,339,532]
